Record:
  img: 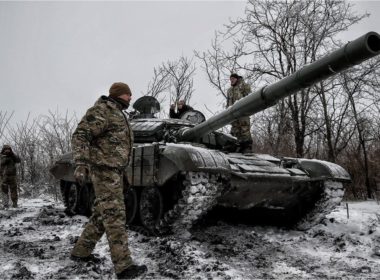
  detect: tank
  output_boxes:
[51,32,380,234]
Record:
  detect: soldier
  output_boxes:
[169,99,193,119]
[0,145,21,209]
[226,73,253,153]
[70,82,147,279]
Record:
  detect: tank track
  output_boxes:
[296,180,345,230]
[154,171,226,235]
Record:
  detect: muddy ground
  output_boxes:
[0,198,379,279]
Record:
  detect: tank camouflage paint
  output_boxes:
[51,32,380,234]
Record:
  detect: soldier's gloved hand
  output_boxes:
[74,165,89,186]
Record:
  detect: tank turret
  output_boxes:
[51,32,380,234]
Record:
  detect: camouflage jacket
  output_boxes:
[0,153,21,183]
[226,79,251,108]
[72,96,134,169]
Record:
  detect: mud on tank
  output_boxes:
[51,32,380,234]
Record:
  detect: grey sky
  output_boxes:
[0,0,379,124]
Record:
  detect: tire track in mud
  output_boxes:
[132,232,233,279]
[1,199,380,279]
[132,223,300,279]
[0,200,113,280]
[191,225,305,279]
[252,220,380,279]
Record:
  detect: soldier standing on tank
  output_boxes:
[226,73,253,153]
[169,99,193,119]
[0,145,21,209]
[70,82,147,279]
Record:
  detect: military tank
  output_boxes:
[51,32,380,234]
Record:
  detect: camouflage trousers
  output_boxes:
[71,167,132,274]
[1,180,18,208]
[231,117,253,143]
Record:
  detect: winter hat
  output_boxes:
[109,82,132,98]
[230,73,242,79]
[1,144,12,154]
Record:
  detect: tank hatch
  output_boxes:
[180,110,206,124]
[132,96,160,118]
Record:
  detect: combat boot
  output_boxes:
[116,264,147,279]
[70,253,101,263]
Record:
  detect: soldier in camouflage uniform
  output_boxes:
[0,145,21,208]
[227,73,253,153]
[70,82,147,279]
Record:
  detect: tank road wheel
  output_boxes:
[61,180,94,217]
[153,172,226,235]
[61,181,80,216]
[139,186,164,233]
[296,180,345,230]
[124,187,138,225]
[78,184,95,217]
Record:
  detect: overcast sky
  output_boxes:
[0,0,379,124]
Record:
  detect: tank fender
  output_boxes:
[157,143,231,185]
[297,159,351,182]
[50,152,75,182]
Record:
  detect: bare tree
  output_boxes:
[144,56,196,116]
[311,80,353,162]
[197,0,367,157]
[5,114,42,185]
[0,111,14,142]
[195,33,240,100]
[37,109,77,199]
[39,109,77,158]
[164,56,196,105]
[251,101,294,156]
[145,65,171,102]
[339,58,380,198]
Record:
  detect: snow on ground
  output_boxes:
[0,198,379,279]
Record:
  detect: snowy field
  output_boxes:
[0,197,379,279]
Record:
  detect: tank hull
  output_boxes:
[51,143,348,230]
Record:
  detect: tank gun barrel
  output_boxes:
[181,31,380,141]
